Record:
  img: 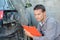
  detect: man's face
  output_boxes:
[34,9,45,22]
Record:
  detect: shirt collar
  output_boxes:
[39,16,48,26]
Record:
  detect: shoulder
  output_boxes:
[47,17,57,23]
[46,17,58,27]
[46,17,57,30]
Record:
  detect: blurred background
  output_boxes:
[0,0,60,40]
[0,0,60,26]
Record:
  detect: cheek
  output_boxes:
[35,15,43,21]
[34,15,38,19]
[35,15,41,20]
[40,15,43,19]
[38,15,43,19]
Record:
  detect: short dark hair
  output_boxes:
[34,4,46,12]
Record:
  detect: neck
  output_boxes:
[41,16,46,23]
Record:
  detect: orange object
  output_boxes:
[23,25,42,37]
[0,11,3,19]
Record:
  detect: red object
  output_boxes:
[0,11,3,19]
[23,25,42,37]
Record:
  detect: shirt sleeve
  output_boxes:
[33,19,57,40]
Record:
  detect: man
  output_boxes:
[24,4,60,40]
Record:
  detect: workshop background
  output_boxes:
[0,0,60,26]
[0,0,60,40]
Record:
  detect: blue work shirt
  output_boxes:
[33,17,60,40]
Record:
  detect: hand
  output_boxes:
[24,29,33,38]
